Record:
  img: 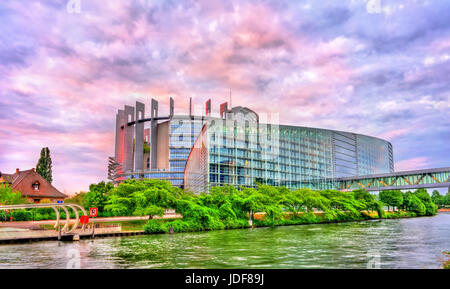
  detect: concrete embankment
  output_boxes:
[0,213,182,230]
[0,226,145,244]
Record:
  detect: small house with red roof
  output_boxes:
[0,168,67,203]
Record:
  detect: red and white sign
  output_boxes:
[89,207,98,218]
[80,215,89,224]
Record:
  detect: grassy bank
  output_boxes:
[143,210,418,234]
[33,210,415,233]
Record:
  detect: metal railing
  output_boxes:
[0,203,92,235]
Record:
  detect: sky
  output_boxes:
[0,0,449,194]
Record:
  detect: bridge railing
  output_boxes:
[335,167,450,191]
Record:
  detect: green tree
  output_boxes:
[403,192,426,216]
[379,190,403,211]
[297,188,330,212]
[353,189,383,218]
[85,181,113,211]
[257,185,284,226]
[105,179,181,217]
[320,190,364,218]
[104,194,132,216]
[36,147,53,183]
[445,192,450,207]
[134,204,165,219]
[0,187,27,205]
[282,189,305,219]
[431,190,445,208]
[64,192,87,206]
[237,187,264,226]
[414,188,437,216]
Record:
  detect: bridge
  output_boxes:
[335,167,450,192]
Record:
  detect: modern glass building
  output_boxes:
[113,98,207,186]
[112,99,394,193]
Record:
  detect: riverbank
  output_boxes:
[0,210,421,244]
[143,210,419,234]
[0,214,182,230]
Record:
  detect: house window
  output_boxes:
[33,181,40,191]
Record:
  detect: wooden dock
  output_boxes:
[0,227,145,244]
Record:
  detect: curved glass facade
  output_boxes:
[331,131,394,178]
[185,111,394,193]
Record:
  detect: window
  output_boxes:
[33,181,40,191]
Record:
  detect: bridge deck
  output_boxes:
[335,167,450,191]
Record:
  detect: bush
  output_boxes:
[223,219,250,229]
[11,210,33,221]
[299,212,319,223]
[35,207,54,216]
[32,212,45,221]
[383,211,415,219]
[166,220,195,233]
[98,211,112,217]
[0,211,8,221]
[0,187,28,205]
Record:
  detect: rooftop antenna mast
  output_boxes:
[229,88,232,108]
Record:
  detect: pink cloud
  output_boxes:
[395,157,430,171]
[379,128,411,141]
[1,0,449,194]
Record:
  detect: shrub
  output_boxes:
[223,219,250,229]
[165,220,191,233]
[144,220,168,234]
[299,212,319,223]
[11,210,33,221]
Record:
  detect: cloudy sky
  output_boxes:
[0,0,449,194]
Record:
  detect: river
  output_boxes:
[0,213,449,269]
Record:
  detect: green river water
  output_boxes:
[0,213,449,269]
